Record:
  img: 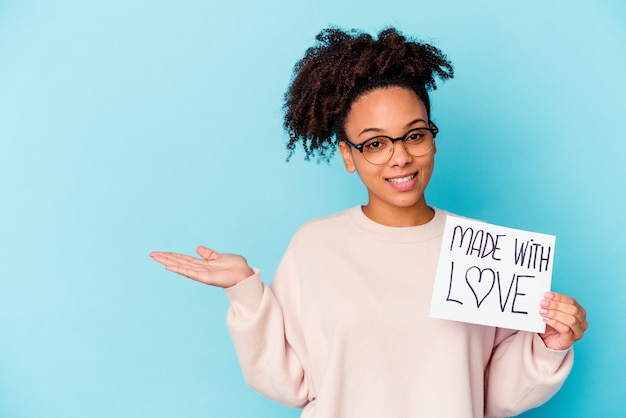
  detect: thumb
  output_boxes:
[196,246,222,261]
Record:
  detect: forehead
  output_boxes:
[345,87,428,135]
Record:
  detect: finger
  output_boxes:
[541,309,586,341]
[197,246,222,261]
[151,252,208,269]
[544,292,586,315]
[151,251,192,265]
[544,292,587,313]
[150,252,178,265]
[150,251,172,260]
[541,320,576,350]
[544,320,581,345]
[542,292,587,320]
[540,299,579,318]
[544,291,577,305]
[542,318,575,341]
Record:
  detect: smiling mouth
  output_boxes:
[386,173,417,184]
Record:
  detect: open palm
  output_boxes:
[150,246,254,288]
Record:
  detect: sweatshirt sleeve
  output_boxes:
[484,329,573,417]
[224,245,313,408]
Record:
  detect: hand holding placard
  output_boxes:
[429,215,555,332]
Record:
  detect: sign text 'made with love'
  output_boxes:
[429,215,555,333]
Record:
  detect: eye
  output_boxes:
[405,129,426,143]
[364,137,390,152]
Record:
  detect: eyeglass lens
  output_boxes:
[361,128,434,164]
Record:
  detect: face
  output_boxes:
[339,87,436,226]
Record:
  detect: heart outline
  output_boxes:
[465,266,496,308]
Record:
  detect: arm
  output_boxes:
[484,330,573,417]
[484,292,587,417]
[151,245,313,407]
[225,265,312,407]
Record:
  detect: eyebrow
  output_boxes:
[357,118,428,137]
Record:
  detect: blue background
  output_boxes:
[1,0,624,417]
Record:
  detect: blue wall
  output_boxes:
[1,1,624,416]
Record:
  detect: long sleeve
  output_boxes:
[224,246,314,408]
[220,207,575,417]
[484,329,573,417]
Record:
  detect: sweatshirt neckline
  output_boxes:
[345,205,447,243]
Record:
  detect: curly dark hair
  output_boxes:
[283,26,454,162]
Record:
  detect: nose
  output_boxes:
[388,138,413,166]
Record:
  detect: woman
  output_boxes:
[151,27,587,417]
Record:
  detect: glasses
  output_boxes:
[343,123,438,165]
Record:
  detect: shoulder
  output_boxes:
[294,207,355,237]
[278,208,356,255]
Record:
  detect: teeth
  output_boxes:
[388,173,416,184]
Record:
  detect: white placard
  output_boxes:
[429,215,555,333]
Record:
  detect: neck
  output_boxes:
[361,201,434,227]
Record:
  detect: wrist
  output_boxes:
[233,267,255,285]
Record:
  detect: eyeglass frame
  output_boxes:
[341,122,439,164]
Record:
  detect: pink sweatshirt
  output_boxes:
[225,207,573,417]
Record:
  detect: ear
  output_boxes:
[338,141,357,173]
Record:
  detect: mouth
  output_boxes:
[386,173,417,184]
